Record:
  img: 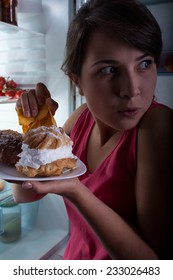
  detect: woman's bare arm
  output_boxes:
[135,105,173,259]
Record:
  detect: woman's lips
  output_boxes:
[119,108,140,117]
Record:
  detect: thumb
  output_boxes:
[46,97,59,116]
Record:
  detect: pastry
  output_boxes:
[0,129,23,165]
[16,125,77,177]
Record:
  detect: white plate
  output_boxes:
[0,96,17,103]
[0,159,86,181]
[0,96,9,102]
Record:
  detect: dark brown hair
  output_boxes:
[61,0,162,77]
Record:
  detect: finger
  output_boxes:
[22,180,60,194]
[16,90,39,117]
[28,89,39,117]
[36,83,51,106]
[22,178,77,196]
[46,97,59,116]
[20,91,32,117]
[15,98,22,111]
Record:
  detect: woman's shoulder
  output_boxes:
[139,102,173,132]
[63,103,88,135]
[137,102,173,151]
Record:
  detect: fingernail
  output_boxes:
[32,109,38,117]
[22,182,33,189]
[25,111,31,118]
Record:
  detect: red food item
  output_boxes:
[0,91,5,96]
[0,77,6,85]
[0,84,4,91]
[0,76,27,100]
[6,79,17,89]
[14,89,25,99]
[5,89,15,97]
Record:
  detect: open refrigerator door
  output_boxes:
[0,0,75,260]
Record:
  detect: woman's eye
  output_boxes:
[139,59,153,70]
[100,66,117,74]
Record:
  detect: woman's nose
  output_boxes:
[119,73,140,99]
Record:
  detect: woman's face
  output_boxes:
[77,31,157,131]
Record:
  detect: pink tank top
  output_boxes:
[63,101,163,260]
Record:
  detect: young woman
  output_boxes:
[13,0,173,259]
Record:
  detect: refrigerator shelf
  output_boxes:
[0,21,44,40]
[0,194,69,260]
[0,228,68,260]
[141,0,173,4]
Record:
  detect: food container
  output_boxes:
[21,200,39,232]
[0,194,21,242]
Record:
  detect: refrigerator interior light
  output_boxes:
[17,0,43,14]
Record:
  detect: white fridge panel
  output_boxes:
[41,0,73,126]
[16,0,73,126]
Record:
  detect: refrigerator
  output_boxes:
[0,0,173,260]
[0,0,77,260]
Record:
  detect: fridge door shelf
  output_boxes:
[0,227,69,260]
[141,0,173,5]
[0,194,69,260]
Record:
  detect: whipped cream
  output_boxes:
[16,143,77,169]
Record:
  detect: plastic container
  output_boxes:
[21,201,39,233]
[0,194,21,242]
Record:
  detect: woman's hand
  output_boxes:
[21,177,80,201]
[11,182,46,203]
[15,82,58,118]
[12,178,81,204]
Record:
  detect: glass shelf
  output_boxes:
[141,0,173,5]
[0,21,44,41]
[0,97,17,104]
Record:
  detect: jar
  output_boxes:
[0,194,21,242]
[0,0,18,26]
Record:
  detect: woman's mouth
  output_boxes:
[119,108,140,118]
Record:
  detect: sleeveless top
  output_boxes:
[63,101,163,260]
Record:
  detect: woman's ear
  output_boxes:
[68,74,84,96]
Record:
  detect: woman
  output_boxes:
[13,0,173,259]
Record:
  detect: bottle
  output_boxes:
[165,53,173,72]
[0,0,18,26]
[0,194,21,242]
